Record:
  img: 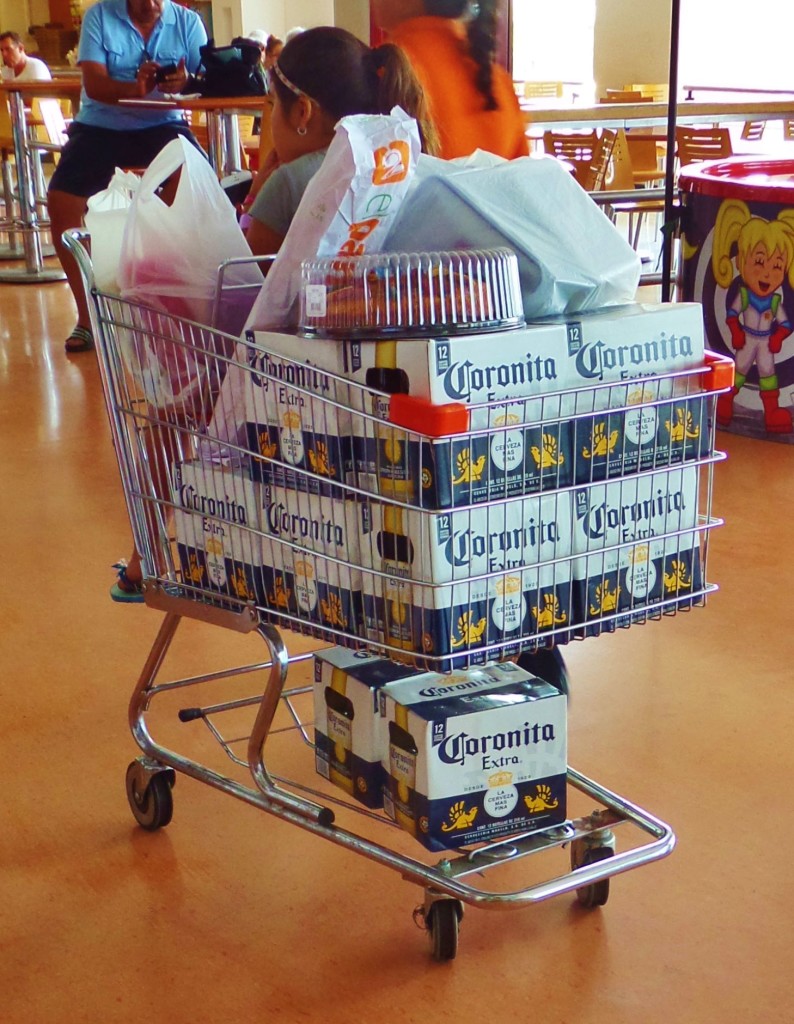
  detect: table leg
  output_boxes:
[0,153,24,259]
[0,90,64,283]
[220,111,242,177]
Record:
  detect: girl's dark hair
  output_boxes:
[265,35,283,56]
[272,26,438,154]
[424,0,499,111]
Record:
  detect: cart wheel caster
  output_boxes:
[424,898,463,962]
[571,841,614,908]
[125,761,174,831]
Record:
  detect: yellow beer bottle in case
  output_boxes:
[324,666,355,795]
[377,505,416,651]
[365,338,419,653]
[388,703,418,836]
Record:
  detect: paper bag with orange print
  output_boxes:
[245,107,421,331]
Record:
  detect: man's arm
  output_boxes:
[81,60,157,103]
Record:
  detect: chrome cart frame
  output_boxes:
[65,230,732,961]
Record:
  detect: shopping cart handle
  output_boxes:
[387,393,470,437]
[701,351,735,392]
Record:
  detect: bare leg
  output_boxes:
[121,417,190,588]
[47,188,91,332]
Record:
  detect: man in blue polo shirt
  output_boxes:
[48,0,208,352]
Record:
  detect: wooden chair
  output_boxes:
[523,81,564,100]
[625,83,669,103]
[675,126,733,167]
[189,110,210,153]
[543,129,616,191]
[599,90,650,104]
[603,129,665,252]
[625,133,666,187]
[784,120,794,142]
[741,120,766,142]
[30,97,69,157]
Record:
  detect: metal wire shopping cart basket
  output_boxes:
[64,230,733,961]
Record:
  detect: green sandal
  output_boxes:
[110,561,144,604]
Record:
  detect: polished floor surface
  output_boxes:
[1,274,792,1023]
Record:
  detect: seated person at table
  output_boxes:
[47,0,206,353]
[245,25,436,257]
[0,31,51,82]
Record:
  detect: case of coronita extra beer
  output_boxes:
[378,662,567,851]
[313,647,419,808]
[172,459,263,602]
[526,302,708,483]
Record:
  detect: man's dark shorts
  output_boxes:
[49,121,205,198]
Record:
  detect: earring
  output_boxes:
[297,125,307,135]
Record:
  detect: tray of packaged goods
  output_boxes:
[298,248,525,339]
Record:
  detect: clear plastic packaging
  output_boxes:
[298,248,525,338]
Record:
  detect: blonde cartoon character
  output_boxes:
[712,199,794,433]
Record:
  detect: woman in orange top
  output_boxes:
[372,0,528,160]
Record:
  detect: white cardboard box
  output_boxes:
[172,460,263,601]
[312,647,419,808]
[378,662,567,851]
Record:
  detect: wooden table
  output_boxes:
[521,98,794,132]
[119,94,265,178]
[0,78,81,283]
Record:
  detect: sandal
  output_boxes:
[65,325,94,353]
[110,560,144,604]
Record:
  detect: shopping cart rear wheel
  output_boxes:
[426,898,463,962]
[125,762,174,831]
[572,844,614,908]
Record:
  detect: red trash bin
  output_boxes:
[680,156,794,441]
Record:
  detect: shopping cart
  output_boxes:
[64,231,733,961]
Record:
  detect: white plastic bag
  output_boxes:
[116,136,263,416]
[384,153,641,317]
[245,106,421,331]
[84,168,141,292]
[204,109,421,453]
[118,135,262,333]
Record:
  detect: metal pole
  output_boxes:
[661,0,682,302]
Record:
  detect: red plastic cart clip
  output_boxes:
[387,394,470,437]
[701,351,735,393]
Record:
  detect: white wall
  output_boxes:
[0,0,48,48]
[212,0,334,43]
[592,0,671,96]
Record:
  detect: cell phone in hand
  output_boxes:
[155,63,178,83]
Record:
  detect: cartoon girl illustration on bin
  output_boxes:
[712,199,794,433]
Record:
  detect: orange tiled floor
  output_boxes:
[1,273,793,1023]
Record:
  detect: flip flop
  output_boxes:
[65,326,94,353]
[110,561,144,604]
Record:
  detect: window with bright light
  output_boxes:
[512,0,596,100]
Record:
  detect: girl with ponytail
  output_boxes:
[372,0,528,160]
[245,26,437,257]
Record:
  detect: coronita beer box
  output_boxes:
[240,324,575,509]
[571,464,703,636]
[345,326,575,508]
[378,662,567,851]
[359,490,574,667]
[313,647,419,808]
[358,490,572,585]
[172,460,263,602]
[239,331,353,494]
[526,303,708,482]
[258,484,366,633]
[362,565,574,671]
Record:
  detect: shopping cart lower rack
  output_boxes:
[66,231,732,961]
